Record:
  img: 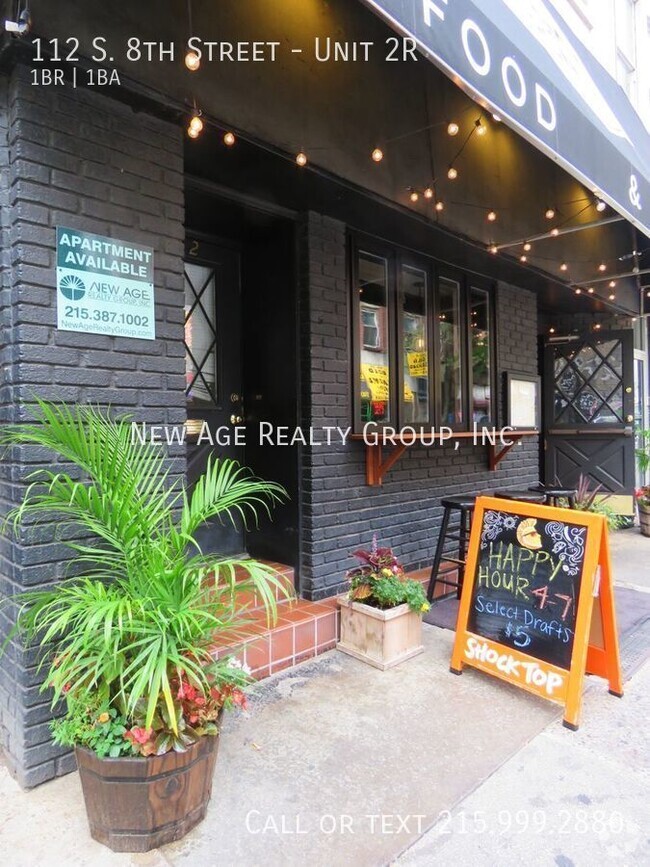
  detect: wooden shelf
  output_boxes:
[349,430,539,486]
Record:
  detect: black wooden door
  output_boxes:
[184,238,244,555]
[544,331,635,495]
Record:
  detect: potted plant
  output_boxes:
[1,399,289,852]
[635,429,650,536]
[337,535,430,670]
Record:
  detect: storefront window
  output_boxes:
[470,286,492,424]
[401,265,429,423]
[439,277,463,426]
[358,251,390,423]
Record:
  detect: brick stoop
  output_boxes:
[211,562,339,679]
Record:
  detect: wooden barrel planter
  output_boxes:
[75,730,222,852]
[639,507,650,538]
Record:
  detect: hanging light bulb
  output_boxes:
[488,244,498,254]
[545,207,555,219]
[560,262,568,271]
[598,263,606,272]
[549,327,556,334]
[608,280,616,288]
[371,147,384,163]
[223,131,236,147]
[296,151,308,167]
[409,189,419,203]
[575,288,582,294]
[523,242,532,252]
[594,323,601,330]
[447,166,458,180]
[447,122,459,136]
[187,112,203,139]
[596,199,606,212]
[550,228,559,236]
[423,186,434,200]
[185,49,201,71]
[475,118,487,136]
[435,200,444,212]
[487,210,497,222]
[587,287,594,293]
[520,255,527,262]
[609,293,616,300]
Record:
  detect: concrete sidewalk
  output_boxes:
[0,528,648,867]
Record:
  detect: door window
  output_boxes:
[184,263,218,404]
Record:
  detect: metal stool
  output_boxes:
[493,489,547,504]
[427,496,477,602]
[527,483,577,509]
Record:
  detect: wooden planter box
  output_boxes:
[337,597,424,670]
[76,728,221,853]
[639,506,650,537]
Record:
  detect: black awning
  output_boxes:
[361,0,650,239]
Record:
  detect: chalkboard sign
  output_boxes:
[451,496,623,730]
[467,510,587,670]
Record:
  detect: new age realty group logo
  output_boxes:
[56,226,155,340]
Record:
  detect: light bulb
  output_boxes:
[609,293,616,300]
[447,122,459,136]
[187,114,203,138]
[550,228,559,236]
[523,242,531,252]
[488,245,498,254]
[487,210,497,222]
[424,187,434,200]
[447,166,458,180]
[549,327,555,334]
[596,199,606,212]
[545,208,555,219]
[560,263,568,271]
[371,147,384,163]
[594,323,601,330]
[185,50,201,71]
[575,288,582,295]
[435,200,444,212]
[520,255,527,262]
[475,119,487,136]
[409,190,419,203]
[608,280,616,288]
[296,152,308,167]
[588,287,594,293]
[598,263,606,272]
[223,131,236,147]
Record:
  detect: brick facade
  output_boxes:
[0,68,186,787]
[299,212,540,600]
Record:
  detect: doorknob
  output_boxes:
[625,387,632,394]
[230,414,243,424]
[626,415,634,423]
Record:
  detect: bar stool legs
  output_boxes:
[427,496,476,603]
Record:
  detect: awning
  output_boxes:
[360,0,650,239]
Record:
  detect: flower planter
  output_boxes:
[337,597,424,670]
[75,728,221,853]
[639,506,650,537]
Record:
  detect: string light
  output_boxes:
[371,147,384,163]
[594,323,602,330]
[409,189,419,203]
[487,210,497,222]
[608,280,616,288]
[223,131,236,147]
[423,186,434,200]
[560,263,568,271]
[545,207,555,219]
[520,254,527,262]
[447,122,459,136]
[447,166,458,180]
[550,228,559,236]
[184,49,201,71]
[587,287,594,293]
[435,200,444,211]
[598,263,606,272]
[609,293,616,300]
[475,118,487,136]
[549,327,556,334]
[488,244,498,254]
[523,242,532,252]
[187,111,203,139]
[296,151,308,167]
[575,288,582,294]
[596,199,606,212]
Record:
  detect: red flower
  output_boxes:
[125,726,153,746]
[62,682,72,693]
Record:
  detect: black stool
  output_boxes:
[427,496,477,603]
[527,483,577,509]
[493,489,547,504]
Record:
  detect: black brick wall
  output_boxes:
[0,68,186,787]
[299,212,540,600]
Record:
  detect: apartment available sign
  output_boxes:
[56,227,155,340]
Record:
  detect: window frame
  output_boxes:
[350,233,497,433]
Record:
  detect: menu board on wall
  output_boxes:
[450,497,623,729]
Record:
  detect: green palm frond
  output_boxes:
[1,399,291,732]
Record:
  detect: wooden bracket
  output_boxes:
[487,433,527,471]
[365,442,407,486]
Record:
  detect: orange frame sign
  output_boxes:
[450,496,623,729]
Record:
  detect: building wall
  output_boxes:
[0,67,186,787]
[299,212,540,600]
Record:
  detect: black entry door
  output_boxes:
[184,238,245,555]
[544,331,635,498]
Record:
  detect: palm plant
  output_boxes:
[1,399,289,742]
